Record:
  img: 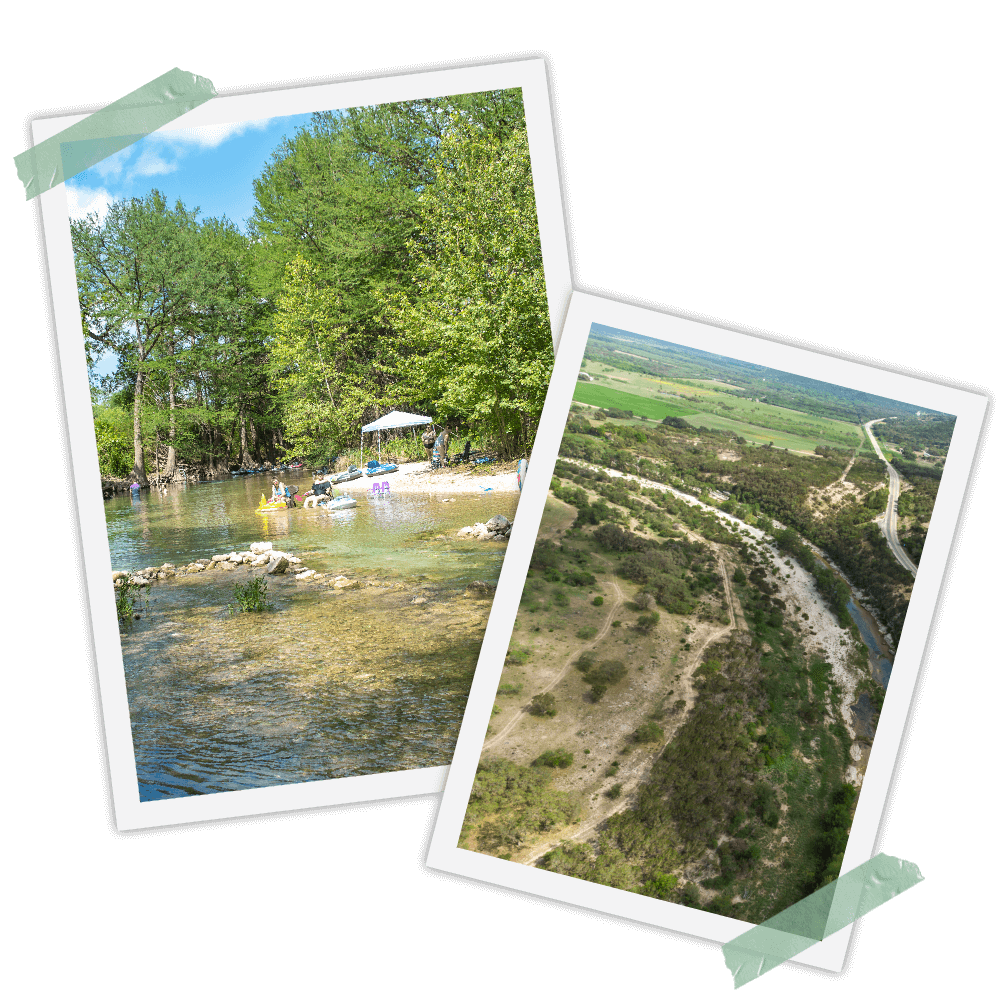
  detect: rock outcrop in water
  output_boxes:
[457,514,513,541]
[113,545,304,588]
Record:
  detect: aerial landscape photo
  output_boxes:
[460,322,954,922]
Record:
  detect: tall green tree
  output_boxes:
[72,191,199,483]
[386,122,552,457]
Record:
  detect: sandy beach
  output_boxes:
[316,460,520,496]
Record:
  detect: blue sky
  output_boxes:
[67,112,318,382]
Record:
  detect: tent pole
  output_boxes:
[378,430,381,463]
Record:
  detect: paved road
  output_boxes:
[864,420,918,576]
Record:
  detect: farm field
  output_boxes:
[572,382,698,420]
[582,360,864,452]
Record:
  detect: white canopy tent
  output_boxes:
[360,410,433,466]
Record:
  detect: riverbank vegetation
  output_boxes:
[72,89,552,485]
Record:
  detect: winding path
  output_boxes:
[483,556,625,752]
[518,543,740,867]
[863,420,918,576]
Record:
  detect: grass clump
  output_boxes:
[497,682,523,696]
[576,625,598,640]
[505,645,531,665]
[114,578,147,624]
[228,574,274,614]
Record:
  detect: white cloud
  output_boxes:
[66,184,113,222]
[131,149,178,178]
[153,117,276,150]
[92,145,132,180]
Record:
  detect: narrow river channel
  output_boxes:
[108,473,519,801]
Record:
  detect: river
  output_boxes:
[107,473,519,801]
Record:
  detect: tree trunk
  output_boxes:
[239,409,250,468]
[164,344,177,479]
[132,368,147,485]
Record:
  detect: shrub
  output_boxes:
[564,570,597,587]
[228,575,273,614]
[497,682,523,696]
[576,626,598,640]
[606,783,623,799]
[533,748,574,769]
[636,611,661,633]
[575,651,596,670]
[114,578,146,624]
[592,595,604,606]
[529,693,557,717]
[505,645,531,665]
[581,659,627,701]
[640,873,678,899]
[612,620,622,628]
[553,589,569,607]
[681,882,701,907]
[632,721,664,744]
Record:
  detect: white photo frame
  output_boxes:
[427,290,988,973]
[32,58,572,831]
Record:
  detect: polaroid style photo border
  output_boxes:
[32,58,572,831]
[427,290,988,973]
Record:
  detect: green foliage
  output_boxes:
[636,611,661,633]
[592,595,604,606]
[606,783,623,800]
[461,758,579,854]
[114,578,146,624]
[576,626,598,640]
[497,682,523,696]
[227,575,274,614]
[533,748,575,768]
[93,407,133,478]
[640,873,679,899]
[631,721,665,744]
[529,693,557,717]
[579,659,627,702]
[505,645,531,665]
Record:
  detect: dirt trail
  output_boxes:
[483,557,625,752]
[518,543,740,867]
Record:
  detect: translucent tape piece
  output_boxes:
[723,853,923,987]
[15,67,216,200]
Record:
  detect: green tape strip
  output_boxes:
[14,67,216,201]
[723,852,923,987]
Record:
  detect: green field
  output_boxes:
[573,382,699,420]
[579,359,864,452]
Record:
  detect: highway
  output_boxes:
[864,420,918,577]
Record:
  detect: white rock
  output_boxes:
[485,514,510,532]
[295,570,316,580]
[250,541,273,554]
[289,557,302,564]
[251,555,269,567]
[266,555,289,575]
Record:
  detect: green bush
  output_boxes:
[533,748,574,769]
[636,611,661,633]
[632,721,664,744]
[581,659,627,702]
[576,626,598,640]
[681,881,701,907]
[529,693,557,717]
[505,645,531,665]
[228,575,273,614]
[592,595,604,606]
[640,873,678,899]
[114,578,146,624]
[606,782,623,800]
[497,682,523,696]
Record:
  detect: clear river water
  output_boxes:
[106,472,519,801]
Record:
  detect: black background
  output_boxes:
[25,48,991,976]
